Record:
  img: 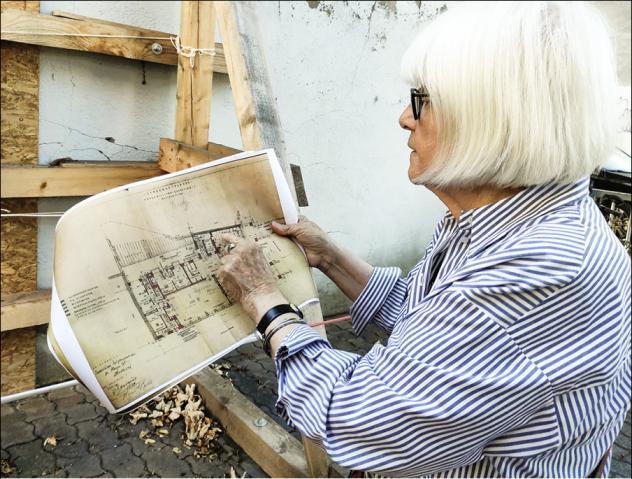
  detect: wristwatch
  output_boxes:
[256,303,304,338]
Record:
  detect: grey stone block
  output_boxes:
[187,454,228,478]
[32,415,78,443]
[57,452,104,478]
[15,396,56,420]
[101,443,146,477]
[1,403,17,418]
[52,392,85,410]
[144,444,192,477]
[76,420,120,451]
[64,403,99,425]
[47,386,80,402]
[0,413,35,449]
[240,457,268,478]
[55,438,89,459]
[7,440,56,477]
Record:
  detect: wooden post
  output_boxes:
[215,3,331,474]
[215,1,297,201]
[174,0,216,147]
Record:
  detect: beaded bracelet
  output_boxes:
[263,318,306,356]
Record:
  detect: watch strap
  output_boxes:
[257,303,303,336]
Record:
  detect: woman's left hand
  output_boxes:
[217,233,288,325]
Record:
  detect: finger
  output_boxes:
[218,233,244,255]
[218,233,242,246]
[271,221,290,235]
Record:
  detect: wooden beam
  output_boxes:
[158,138,241,173]
[0,162,164,198]
[215,2,297,202]
[1,290,50,332]
[174,1,216,147]
[188,369,310,478]
[0,8,228,73]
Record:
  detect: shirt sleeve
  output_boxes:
[350,266,408,335]
[274,290,558,476]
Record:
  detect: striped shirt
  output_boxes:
[274,178,631,477]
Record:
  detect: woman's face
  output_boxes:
[399,102,439,183]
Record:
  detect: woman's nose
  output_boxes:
[399,105,415,131]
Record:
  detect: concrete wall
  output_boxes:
[36,1,631,315]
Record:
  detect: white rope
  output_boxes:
[0,30,216,68]
[170,35,215,68]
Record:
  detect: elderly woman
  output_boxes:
[218,2,631,477]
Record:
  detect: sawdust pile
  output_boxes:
[128,383,223,459]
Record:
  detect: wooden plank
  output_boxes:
[215,2,296,199]
[216,5,328,471]
[302,437,332,478]
[1,290,51,332]
[158,137,241,173]
[0,8,228,73]
[188,369,310,478]
[174,1,216,147]
[1,162,164,198]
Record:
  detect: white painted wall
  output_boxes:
[36,1,631,316]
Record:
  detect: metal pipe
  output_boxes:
[0,380,78,404]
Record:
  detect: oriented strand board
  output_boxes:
[1,0,39,395]
[0,201,37,292]
[0,41,39,165]
[1,327,37,395]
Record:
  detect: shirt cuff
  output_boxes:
[350,266,402,335]
[274,323,331,368]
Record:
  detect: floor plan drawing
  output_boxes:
[105,215,280,340]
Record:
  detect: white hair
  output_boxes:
[401,1,618,188]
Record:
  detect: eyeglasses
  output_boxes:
[410,88,430,120]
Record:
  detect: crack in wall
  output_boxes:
[40,119,158,159]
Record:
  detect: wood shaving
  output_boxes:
[127,383,224,459]
[1,459,16,475]
[43,435,57,448]
[229,466,247,478]
[172,447,182,454]
[210,362,232,378]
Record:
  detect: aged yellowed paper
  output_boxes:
[52,152,320,410]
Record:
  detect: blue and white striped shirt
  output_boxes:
[274,178,631,477]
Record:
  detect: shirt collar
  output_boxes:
[445,178,589,255]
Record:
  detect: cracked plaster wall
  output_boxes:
[36,1,631,315]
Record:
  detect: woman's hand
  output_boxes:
[271,216,337,272]
[217,234,287,324]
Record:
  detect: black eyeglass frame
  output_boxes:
[410,88,430,121]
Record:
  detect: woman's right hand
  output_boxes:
[271,216,337,272]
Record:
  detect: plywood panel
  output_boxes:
[1,0,39,394]
[1,327,37,395]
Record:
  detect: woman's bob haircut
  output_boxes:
[401,1,619,188]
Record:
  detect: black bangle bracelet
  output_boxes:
[257,303,303,337]
[263,318,306,356]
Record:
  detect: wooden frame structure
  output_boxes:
[1,1,332,476]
